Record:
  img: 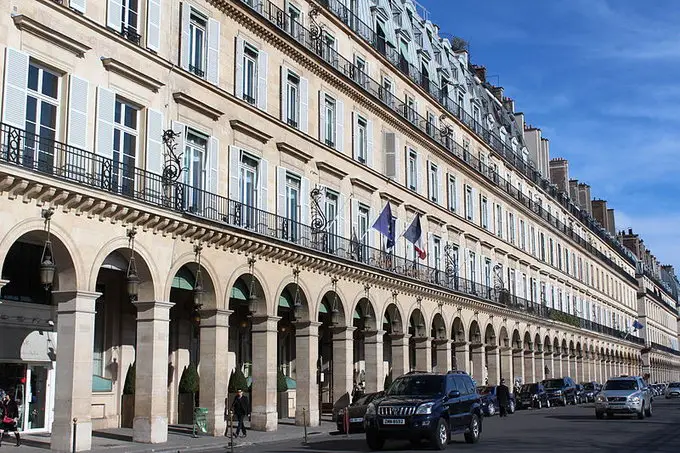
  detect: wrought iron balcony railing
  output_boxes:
[0,122,644,345]
[120,25,142,46]
[650,342,680,356]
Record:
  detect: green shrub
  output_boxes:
[179,362,199,394]
[277,368,288,393]
[228,368,249,393]
[383,373,392,391]
[123,362,136,395]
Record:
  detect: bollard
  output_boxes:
[302,407,308,445]
[72,417,78,453]
[229,410,234,453]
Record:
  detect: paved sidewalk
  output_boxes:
[14,420,335,452]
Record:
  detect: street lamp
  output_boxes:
[39,208,56,289]
[125,227,140,300]
[247,257,258,315]
[330,277,340,327]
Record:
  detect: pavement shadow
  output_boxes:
[92,430,133,442]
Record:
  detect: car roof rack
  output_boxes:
[446,370,470,375]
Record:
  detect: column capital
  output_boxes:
[53,290,102,313]
[524,350,534,356]
[199,308,232,328]
[294,320,322,336]
[412,336,432,345]
[250,315,282,332]
[433,339,452,346]
[453,340,468,348]
[0,279,9,290]
[363,329,386,341]
[133,300,174,321]
[388,333,412,341]
[331,325,357,335]
[485,344,498,351]
[470,342,485,351]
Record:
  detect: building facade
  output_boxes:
[0,0,678,451]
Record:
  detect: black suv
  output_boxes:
[363,371,483,450]
[542,377,578,406]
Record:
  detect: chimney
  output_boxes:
[472,64,487,83]
[577,183,592,214]
[591,199,609,230]
[503,97,515,113]
[606,209,616,236]
[549,158,569,194]
[490,86,504,102]
[569,179,579,203]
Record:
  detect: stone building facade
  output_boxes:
[0,0,678,452]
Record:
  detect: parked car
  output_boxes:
[363,371,484,450]
[517,383,550,409]
[581,382,601,402]
[336,391,384,434]
[477,385,516,415]
[574,384,587,404]
[665,382,680,399]
[541,377,578,406]
[595,376,653,419]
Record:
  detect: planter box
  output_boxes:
[120,394,134,428]
[178,393,195,425]
[277,390,295,419]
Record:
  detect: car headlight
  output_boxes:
[554,390,562,395]
[595,394,607,403]
[629,395,640,403]
[415,402,434,415]
[365,403,376,416]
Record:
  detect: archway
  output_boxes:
[430,313,448,373]
[498,326,511,382]
[351,297,379,395]
[317,288,349,413]
[468,320,483,383]
[383,303,405,383]
[533,333,544,381]
[523,332,535,383]
[484,324,498,385]
[511,329,523,387]
[451,316,466,372]
[408,306,428,372]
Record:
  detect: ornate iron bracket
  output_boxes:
[310,185,327,233]
[308,7,323,41]
[444,243,458,286]
[162,129,184,185]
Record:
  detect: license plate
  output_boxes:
[350,417,363,423]
[383,418,405,425]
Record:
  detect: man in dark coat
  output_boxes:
[231,389,250,438]
[497,379,511,418]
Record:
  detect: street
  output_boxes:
[214,399,680,453]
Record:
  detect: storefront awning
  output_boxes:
[171,267,195,291]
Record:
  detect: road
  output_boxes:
[211,399,680,452]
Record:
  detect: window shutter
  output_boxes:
[384,131,396,179]
[426,159,432,199]
[257,49,268,111]
[351,111,358,160]
[337,193,346,239]
[207,18,220,85]
[415,152,423,194]
[146,0,161,52]
[437,166,443,205]
[280,66,288,123]
[208,136,219,193]
[299,77,309,133]
[366,119,374,168]
[228,145,241,200]
[171,120,186,156]
[67,75,90,150]
[145,109,163,175]
[351,199,359,239]
[259,158,268,211]
[1,48,29,129]
[234,37,244,98]
[427,233,434,268]
[393,135,401,182]
[107,0,123,31]
[180,2,191,69]
[335,99,344,153]
[69,0,86,14]
[471,188,477,221]
[276,166,287,216]
[318,91,326,143]
[393,216,402,257]
[301,177,310,225]
[95,86,116,159]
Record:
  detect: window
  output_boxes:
[285,70,300,128]
[183,130,207,210]
[539,233,546,261]
[112,98,138,195]
[530,278,537,302]
[549,238,554,265]
[495,204,503,238]
[428,161,439,202]
[557,244,562,269]
[530,226,536,256]
[357,203,370,262]
[354,54,368,86]
[354,114,368,163]
[323,94,336,148]
[519,220,526,250]
[120,0,141,44]
[465,185,473,221]
[472,105,480,133]
[540,282,546,304]
[405,94,416,123]
[284,172,301,241]
[325,190,339,250]
[239,153,260,214]
[426,111,437,136]
[287,1,303,38]
[242,43,259,104]
[484,258,492,290]
[447,174,457,212]
[407,148,418,191]
[24,63,60,172]
[189,11,207,77]
[508,212,515,244]
[432,236,441,270]
[468,250,476,284]
[381,76,393,104]
[481,196,489,229]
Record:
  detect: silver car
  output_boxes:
[594,376,653,419]
[665,382,680,399]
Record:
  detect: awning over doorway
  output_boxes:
[171,267,195,290]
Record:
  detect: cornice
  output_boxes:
[315,161,348,180]
[102,58,165,93]
[276,142,313,163]
[426,214,446,227]
[379,191,404,206]
[350,177,378,194]
[173,92,223,120]
[229,119,272,143]
[13,14,91,58]
[404,203,426,216]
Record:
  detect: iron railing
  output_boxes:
[650,342,680,356]
[0,122,644,345]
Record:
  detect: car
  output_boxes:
[541,377,578,406]
[581,382,602,402]
[665,382,680,399]
[335,391,384,434]
[477,385,516,415]
[517,383,550,409]
[363,371,484,450]
[594,376,653,419]
[574,384,587,404]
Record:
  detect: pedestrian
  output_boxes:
[497,378,511,418]
[230,389,250,438]
[0,391,21,446]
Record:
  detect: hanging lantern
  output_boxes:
[292,267,303,321]
[126,227,140,300]
[193,243,204,309]
[330,278,339,327]
[247,257,258,315]
[39,209,57,289]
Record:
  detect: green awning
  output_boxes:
[230,280,249,301]
[319,302,328,314]
[92,375,113,392]
[286,376,297,390]
[172,267,195,290]
[353,309,361,319]
[279,295,290,308]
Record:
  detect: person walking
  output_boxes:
[0,392,21,446]
[231,389,250,438]
[497,379,511,418]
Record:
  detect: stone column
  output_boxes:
[413,336,432,372]
[390,333,411,378]
[294,321,321,427]
[562,354,570,378]
[454,342,469,373]
[250,315,280,431]
[535,349,545,381]
[543,351,553,380]
[132,301,173,444]
[553,352,562,377]
[332,327,355,411]
[500,347,513,382]
[486,346,500,385]
[434,340,452,374]
[570,355,578,380]
[51,290,100,453]
[512,348,524,384]
[523,351,535,383]
[364,330,385,394]
[471,344,484,384]
[199,309,232,436]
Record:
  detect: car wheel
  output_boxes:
[536,399,542,409]
[561,396,567,406]
[508,401,516,414]
[488,404,496,416]
[596,411,604,419]
[637,404,645,420]
[645,402,652,417]
[431,418,449,450]
[546,398,551,408]
[366,432,385,451]
[464,414,481,444]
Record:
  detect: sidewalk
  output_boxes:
[15,419,336,453]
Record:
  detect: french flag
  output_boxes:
[403,214,427,260]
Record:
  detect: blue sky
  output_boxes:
[418,0,680,271]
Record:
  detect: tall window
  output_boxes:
[324,94,336,148]
[285,70,300,128]
[407,148,418,191]
[432,236,441,270]
[354,54,367,86]
[239,153,260,228]
[426,111,436,136]
[287,2,303,38]
[325,189,338,251]
[484,258,492,290]
[242,43,259,104]
[285,173,300,241]
[112,98,138,195]
[549,238,554,265]
[468,251,476,284]
[530,226,537,256]
[447,174,457,212]
[120,0,141,43]
[183,130,207,210]
[495,204,503,238]
[405,94,416,123]
[355,114,367,163]
[480,196,489,229]
[189,11,207,77]
[358,203,370,262]
[508,212,515,244]
[557,244,563,269]
[519,220,526,250]
[25,63,60,171]
[428,161,439,202]
[465,185,473,221]
[539,233,546,261]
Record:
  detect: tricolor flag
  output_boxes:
[632,320,644,331]
[403,214,426,260]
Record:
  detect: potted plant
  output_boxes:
[383,372,392,391]
[121,362,135,428]
[178,362,199,425]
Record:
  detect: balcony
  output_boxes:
[0,122,646,346]
[650,342,680,356]
[188,64,205,79]
[120,24,142,46]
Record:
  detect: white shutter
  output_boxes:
[351,112,357,159]
[180,2,191,69]
[299,77,309,133]
[67,76,90,150]
[2,48,29,129]
[107,0,123,31]
[367,206,374,248]
[145,109,163,174]
[428,233,434,267]
[206,18,220,85]
[301,177,310,224]
[146,0,161,52]
[208,136,219,193]
[259,158,268,211]
[276,166,287,216]
[384,131,396,179]
[366,119,374,168]
[335,99,344,153]
[393,217,402,257]
[437,166,443,205]
[393,135,401,182]
[235,37,244,98]
[171,120,186,157]
[69,0,86,14]
[95,87,116,159]
[351,199,359,239]
[415,152,423,194]
[280,66,288,122]
[257,49,268,111]
[229,145,241,200]
[318,91,326,143]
